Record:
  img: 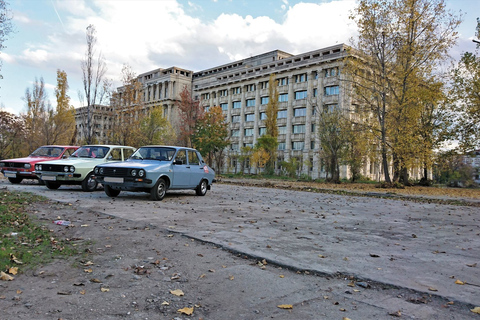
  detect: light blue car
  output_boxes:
[93,146,215,201]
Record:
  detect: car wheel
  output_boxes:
[104,185,121,197]
[37,179,45,185]
[81,172,98,192]
[196,179,208,196]
[7,177,23,184]
[150,178,167,201]
[45,181,61,190]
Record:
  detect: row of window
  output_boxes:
[231,141,313,151]
[232,123,317,137]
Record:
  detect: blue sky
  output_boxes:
[1,0,478,115]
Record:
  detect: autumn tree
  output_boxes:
[139,106,176,146]
[176,86,203,147]
[80,24,109,144]
[0,0,13,82]
[450,18,480,151]
[54,70,76,144]
[346,0,461,184]
[259,74,279,174]
[108,64,144,146]
[192,105,229,170]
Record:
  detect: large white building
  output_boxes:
[75,43,378,179]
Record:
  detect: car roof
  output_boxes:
[80,145,136,149]
[38,145,79,148]
[139,145,197,151]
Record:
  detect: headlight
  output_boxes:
[24,164,31,169]
[99,168,104,175]
[70,166,75,173]
[64,166,69,172]
[138,169,145,177]
[131,169,137,177]
[94,167,99,174]
[36,164,42,171]
[0,162,4,167]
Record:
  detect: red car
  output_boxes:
[0,145,79,184]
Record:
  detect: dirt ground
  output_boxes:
[1,178,479,320]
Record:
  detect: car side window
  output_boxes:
[188,150,200,165]
[124,148,135,160]
[109,149,122,161]
[175,150,187,165]
[64,148,75,158]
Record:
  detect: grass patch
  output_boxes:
[0,190,78,274]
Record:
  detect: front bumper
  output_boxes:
[95,176,153,188]
[38,172,82,182]
[2,170,37,178]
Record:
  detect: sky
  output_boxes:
[0,0,478,116]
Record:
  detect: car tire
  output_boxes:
[8,177,23,184]
[104,185,121,197]
[196,179,208,196]
[150,178,167,201]
[37,179,45,185]
[45,181,61,190]
[81,172,98,192]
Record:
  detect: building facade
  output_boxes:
[75,43,374,179]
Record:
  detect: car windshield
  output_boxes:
[71,146,110,159]
[130,147,176,161]
[30,147,64,157]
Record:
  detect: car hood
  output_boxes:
[1,156,57,163]
[97,160,171,170]
[40,158,109,167]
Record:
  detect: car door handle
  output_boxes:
[186,166,190,168]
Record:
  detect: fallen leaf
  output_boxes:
[389,310,402,317]
[471,307,480,314]
[455,280,465,285]
[277,304,293,309]
[428,287,438,292]
[84,268,93,273]
[16,289,22,294]
[178,307,194,315]
[9,267,18,275]
[57,291,72,295]
[161,301,169,306]
[343,318,352,320]
[279,275,285,278]
[100,287,110,292]
[170,289,184,296]
[80,290,86,295]
[229,275,234,280]
[318,254,326,258]
[339,308,346,312]
[467,263,477,268]
[90,278,102,283]
[347,281,355,287]
[84,261,94,266]
[0,271,14,281]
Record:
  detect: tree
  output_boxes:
[109,64,144,146]
[192,105,230,171]
[0,109,24,159]
[54,70,76,144]
[176,86,203,147]
[451,18,480,151]
[346,0,461,184]
[80,24,108,144]
[260,74,279,174]
[0,0,13,82]
[139,106,176,146]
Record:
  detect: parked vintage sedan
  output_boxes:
[93,146,215,201]
[0,145,79,184]
[36,145,136,191]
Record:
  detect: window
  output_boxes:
[295,73,307,83]
[110,149,122,161]
[231,143,239,151]
[324,86,339,96]
[246,99,255,107]
[245,113,255,122]
[260,112,267,120]
[220,103,228,111]
[202,93,210,100]
[260,81,269,89]
[324,67,339,77]
[278,77,288,86]
[277,110,287,119]
[295,91,308,100]
[259,127,266,136]
[278,126,287,134]
[232,87,241,94]
[244,128,254,136]
[175,150,187,165]
[294,107,307,117]
[313,88,318,97]
[244,143,253,148]
[314,71,319,79]
[261,96,269,105]
[278,142,286,150]
[247,84,256,92]
[231,129,240,137]
[324,104,339,112]
[279,93,288,102]
[188,150,200,165]
[292,141,304,150]
[220,89,228,97]
[232,115,240,122]
[293,124,305,134]
[311,141,315,150]
[233,101,241,109]
[311,124,316,132]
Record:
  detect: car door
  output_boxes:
[171,149,190,188]
[188,150,204,187]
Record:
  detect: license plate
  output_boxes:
[42,175,57,181]
[105,177,124,183]
[5,172,17,178]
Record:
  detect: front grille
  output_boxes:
[102,167,129,176]
[41,164,65,172]
[4,162,25,168]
